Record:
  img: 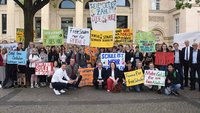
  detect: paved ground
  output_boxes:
[0,87,199,113]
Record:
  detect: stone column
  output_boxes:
[75,1,84,28]
[7,0,15,41]
[41,3,50,39]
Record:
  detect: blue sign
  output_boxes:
[101,53,125,70]
[7,51,27,65]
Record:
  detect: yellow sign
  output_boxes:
[124,69,144,87]
[90,30,114,48]
[16,28,24,42]
[115,28,133,45]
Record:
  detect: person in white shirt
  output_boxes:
[29,48,42,88]
[51,63,76,95]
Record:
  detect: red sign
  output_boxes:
[155,52,174,66]
[35,62,53,75]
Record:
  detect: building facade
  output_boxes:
[0,0,200,44]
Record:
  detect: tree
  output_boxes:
[14,0,50,48]
[175,0,200,9]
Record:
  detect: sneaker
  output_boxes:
[171,91,179,96]
[31,85,34,88]
[35,84,40,88]
[60,89,66,93]
[0,84,2,89]
[53,89,61,95]
[107,90,110,92]
[49,83,53,89]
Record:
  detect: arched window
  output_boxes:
[85,0,130,9]
[117,0,130,7]
[59,0,75,9]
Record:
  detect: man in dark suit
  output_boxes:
[189,43,200,91]
[181,40,193,87]
[93,61,108,89]
[173,43,184,89]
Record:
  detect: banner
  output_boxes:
[115,28,133,44]
[90,30,114,48]
[136,31,156,52]
[174,31,200,49]
[35,63,54,75]
[144,70,166,86]
[85,47,98,63]
[155,52,174,65]
[7,51,27,65]
[67,27,91,46]
[101,53,125,70]
[16,28,24,42]
[89,0,117,31]
[124,69,144,87]
[0,43,18,50]
[78,68,94,87]
[43,30,64,46]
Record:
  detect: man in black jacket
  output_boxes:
[93,61,108,89]
[181,40,193,87]
[189,43,200,91]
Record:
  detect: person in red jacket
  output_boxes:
[0,49,5,88]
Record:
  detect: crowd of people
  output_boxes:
[0,40,199,96]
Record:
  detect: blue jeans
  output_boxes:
[165,84,181,95]
[122,84,141,92]
[131,85,141,92]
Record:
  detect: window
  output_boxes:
[0,0,7,5]
[35,17,41,38]
[175,18,179,34]
[152,0,160,10]
[117,16,128,28]
[2,14,7,34]
[59,0,75,9]
[117,0,130,7]
[61,17,73,39]
[87,17,92,29]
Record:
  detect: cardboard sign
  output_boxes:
[16,28,24,42]
[124,69,144,87]
[7,51,27,65]
[144,70,166,86]
[101,53,125,70]
[89,0,117,31]
[85,47,98,63]
[67,27,91,46]
[43,30,64,46]
[0,43,18,50]
[155,52,174,65]
[35,62,54,75]
[136,31,156,52]
[78,68,94,87]
[115,28,133,44]
[90,30,114,48]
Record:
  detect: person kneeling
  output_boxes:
[165,64,181,96]
[51,63,76,95]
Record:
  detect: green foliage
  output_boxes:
[176,0,200,9]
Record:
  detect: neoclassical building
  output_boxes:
[0,0,200,44]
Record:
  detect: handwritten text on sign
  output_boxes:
[35,63,54,75]
[115,28,133,44]
[67,27,90,46]
[78,68,94,87]
[101,53,125,70]
[144,70,166,86]
[43,30,64,46]
[7,51,27,65]
[155,52,174,65]
[124,69,144,87]
[90,30,114,48]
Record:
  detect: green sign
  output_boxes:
[136,31,156,52]
[43,30,64,46]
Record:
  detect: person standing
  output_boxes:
[181,40,193,87]
[189,43,200,91]
[0,49,5,88]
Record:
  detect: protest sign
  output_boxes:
[89,0,116,31]
[135,31,156,52]
[35,63,54,75]
[90,30,114,48]
[144,70,166,86]
[16,28,24,42]
[67,27,91,46]
[115,28,133,44]
[101,53,125,70]
[155,52,174,65]
[78,68,94,87]
[7,51,27,65]
[174,31,200,49]
[124,69,144,87]
[0,43,18,50]
[85,47,98,64]
[43,30,64,46]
